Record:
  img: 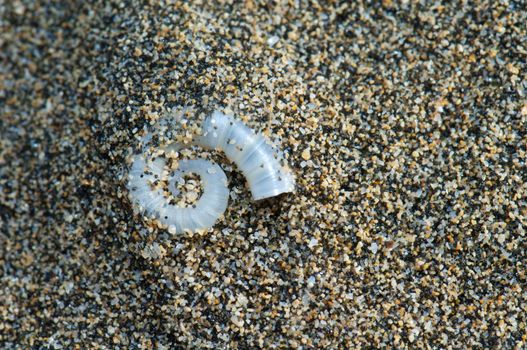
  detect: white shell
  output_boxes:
[128,155,229,233]
[197,111,295,200]
[127,110,295,233]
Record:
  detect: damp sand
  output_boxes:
[1,1,526,348]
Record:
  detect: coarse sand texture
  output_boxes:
[1,1,526,349]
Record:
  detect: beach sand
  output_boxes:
[1,0,526,348]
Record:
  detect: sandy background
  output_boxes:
[1,0,526,348]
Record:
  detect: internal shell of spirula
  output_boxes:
[197,111,295,200]
[127,110,295,234]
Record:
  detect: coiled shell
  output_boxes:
[127,110,295,233]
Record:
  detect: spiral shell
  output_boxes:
[127,110,295,233]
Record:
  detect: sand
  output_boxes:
[1,0,526,348]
